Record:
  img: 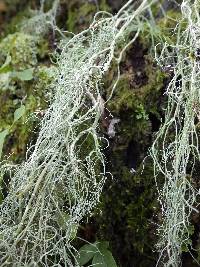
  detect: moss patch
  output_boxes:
[89,39,167,267]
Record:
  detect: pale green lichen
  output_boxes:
[0,1,154,266]
[151,1,200,266]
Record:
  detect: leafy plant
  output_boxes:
[0,56,34,91]
[77,241,117,267]
[13,104,26,123]
[11,68,34,81]
[135,103,149,120]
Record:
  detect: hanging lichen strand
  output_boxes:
[0,1,153,266]
[151,1,200,266]
[20,0,59,36]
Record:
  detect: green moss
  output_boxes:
[96,160,160,267]
[106,52,166,143]
[139,9,183,53]
[156,10,182,43]
[90,40,167,267]
[2,0,30,16]
[0,91,14,129]
[0,65,54,162]
[67,7,78,33]
[33,65,55,95]
[67,2,96,32]
[0,32,38,70]
[67,0,110,32]
[1,9,31,38]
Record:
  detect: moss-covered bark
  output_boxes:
[83,38,168,267]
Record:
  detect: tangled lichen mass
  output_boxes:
[1,0,200,266]
[0,0,154,266]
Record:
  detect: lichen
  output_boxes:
[1,1,196,266]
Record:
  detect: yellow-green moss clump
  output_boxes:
[0,33,38,70]
[0,32,55,162]
[0,66,55,162]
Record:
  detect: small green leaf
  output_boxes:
[0,129,9,159]
[77,243,98,266]
[92,250,118,267]
[0,55,12,74]
[12,68,34,81]
[77,241,117,267]
[93,241,118,267]
[101,250,118,267]
[14,105,26,123]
